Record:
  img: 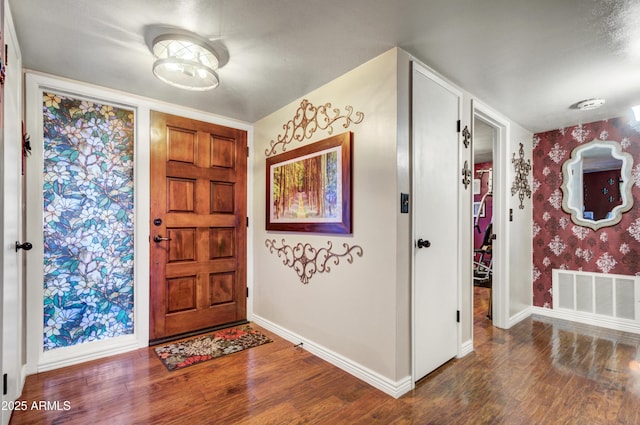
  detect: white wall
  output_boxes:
[508,124,534,320]
[253,49,409,391]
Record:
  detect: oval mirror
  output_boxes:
[561,139,633,230]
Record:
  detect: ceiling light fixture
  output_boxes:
[152,35,219,91]
[575,98,606,111]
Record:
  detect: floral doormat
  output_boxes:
[154,325,272,371]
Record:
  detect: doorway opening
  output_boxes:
[472,115,496,345]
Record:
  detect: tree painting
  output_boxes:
[271,147,340,222]
[266,131,352,234]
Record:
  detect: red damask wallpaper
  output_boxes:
[532,117,640,308]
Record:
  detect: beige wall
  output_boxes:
[394,49,412,380]
[253,49,406,382]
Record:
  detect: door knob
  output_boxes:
[16,241,33,252]
[153,235,172,242]
[417,239,431,249]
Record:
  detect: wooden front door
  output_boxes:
[150,111,247,341]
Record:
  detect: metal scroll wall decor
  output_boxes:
[511,142,532,209]
[462,160,472,189]
[462,125,471,149]
[460,124,471,189]
[265,239,363,284]
[264,98,365,283]
[264,98,364,157]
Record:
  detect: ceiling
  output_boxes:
[9,0,640,133]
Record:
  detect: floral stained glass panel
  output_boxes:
[42,92,135,350]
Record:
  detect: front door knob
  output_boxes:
[417,239,431,249]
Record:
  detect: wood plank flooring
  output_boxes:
[10,287,640,424]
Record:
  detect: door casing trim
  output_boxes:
[472,100,511,332]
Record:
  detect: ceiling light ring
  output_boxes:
[152,60,219,91]
[151,34,220,91]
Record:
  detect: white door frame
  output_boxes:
[24,73,150,373]
[472,100,510,330]
[411,62,462,384]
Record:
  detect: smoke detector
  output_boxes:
[574,98,606,110]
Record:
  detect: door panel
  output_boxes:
[412,63,460,381]
[150,111,247,341]
[3,15,24,425]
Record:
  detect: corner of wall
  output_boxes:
[508,123,534,320]
[395,47,412,381]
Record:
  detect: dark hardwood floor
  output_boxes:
[10,287,640,424]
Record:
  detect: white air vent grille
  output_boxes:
[553,270,640,327]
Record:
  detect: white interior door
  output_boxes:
[412,63,460,382]
[2,14,24,425]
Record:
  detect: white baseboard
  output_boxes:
[20,364,27,395]
[531,306,640,335]
[507,306,533,328]
[459,339,473,357]
[35,335,143,373]
[251,314,412,399]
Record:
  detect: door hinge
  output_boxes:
[456,120,461,133]
[246,217,249,227]
[3,373,7,395]
[456,310,460,323]
[246,287,249,298]
[247,146,250,157]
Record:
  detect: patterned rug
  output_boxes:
[154,325,272,371]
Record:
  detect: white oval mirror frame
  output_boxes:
[561,139,634,230]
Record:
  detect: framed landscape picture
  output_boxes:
[266,132,352,234]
